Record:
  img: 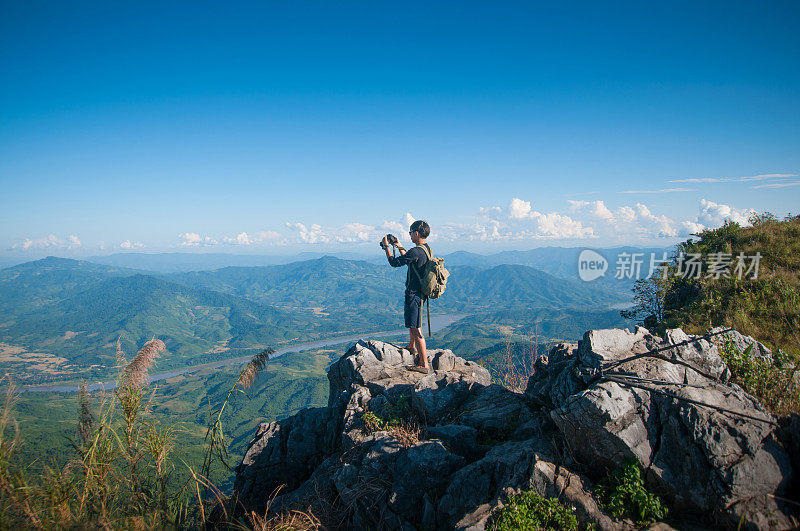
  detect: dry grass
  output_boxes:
[238,348,274,389]
[495,323,560,393]
[0,339,216,528]
[123,338,166,389]
[249,508,323,530]
[388,422,421,448]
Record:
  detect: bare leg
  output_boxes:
[411,327,428,368]
[405,329,414,351]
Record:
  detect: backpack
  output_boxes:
[412,244,449,299]
[410,245,450,336]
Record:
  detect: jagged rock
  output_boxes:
[549,327,795,529]
[426,424,483,460]
[235,340,492,524]
[234,406,334,513]
[234,331,799,530]
[437,438,621,530]
[711,326,774,362]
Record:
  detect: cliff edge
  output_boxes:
[233,329,799,529]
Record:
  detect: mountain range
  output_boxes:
[0,253,630,384]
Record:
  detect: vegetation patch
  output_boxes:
[717,340,800,416]
[594,458,667,526]
[361,395,420,447]
[662,214,800,355]
[489,490,578,530]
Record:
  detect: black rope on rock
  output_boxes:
[600,327,734,381]
[602,371,708,389]
[602,374,777,426]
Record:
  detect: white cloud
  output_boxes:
[677,199,756,236]
[752,180,800,189]
[336,223,375,243]
[618,188,695,194]
[179,232,218,247]
[438,220,503,241]
[634,203,677,237]
[696,199,754,227]
[404,212,416,227]
[568,200,613,220]
[681,220,706,235]
[286,222,330,244]
[615,206,636,223]
[566,199,680,238]
[670,173,797,183]
[381,220,405,234]
[12,234,69,251]
[528,212,594,239]
[221,231,284,246]
[438,198,594,241]
[508,198,533,219]
[120,240,144,249]
[68,235,82,248]
[228,232,252,245]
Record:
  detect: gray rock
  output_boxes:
[234,406,333,514]
[234,331,799,530]
[426,424,483,460]
[438,438,620,530]
[451,384,534,441]
[549,327,796,529]
[711,326,774,362]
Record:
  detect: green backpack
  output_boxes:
[410,245,450,336]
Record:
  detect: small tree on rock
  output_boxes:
[620,275,671,329]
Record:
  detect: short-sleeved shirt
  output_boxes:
[387,244,430,295]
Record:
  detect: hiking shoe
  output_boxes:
[408,365,431,374]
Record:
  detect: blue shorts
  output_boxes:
[404,289,423,329]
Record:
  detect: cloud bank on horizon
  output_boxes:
[8,195,767,254]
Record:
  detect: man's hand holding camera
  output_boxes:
[380,234,404,255]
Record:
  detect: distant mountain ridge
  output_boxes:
[164,256,625,313]
[0,258,342,383]
[0,254,627,384]
[443,245,671,285]
[0,244,672,275]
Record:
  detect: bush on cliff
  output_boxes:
[594,458,667,526]
[662,213,800,355]
[489,490,578,531]
[624,214,800,415]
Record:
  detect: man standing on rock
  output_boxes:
[381,220,431,373]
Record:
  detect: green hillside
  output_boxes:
[662,214,800,354]
[0,255,625,385]
[440,264,624,310]
[166,257,624,314]
[166,256,403,314]
[0,256,141,318]
[0,265,344,383]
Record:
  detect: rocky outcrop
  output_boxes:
[234,330,800,530]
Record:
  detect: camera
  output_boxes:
[379,233,399,249]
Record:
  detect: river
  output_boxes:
[22,313,470,393]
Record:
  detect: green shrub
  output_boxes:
[718,340,800,416]
[662,216,800,359]
[490,490,578,530]
[594,458,667,526]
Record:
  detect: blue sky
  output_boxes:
[1,1,798,257]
